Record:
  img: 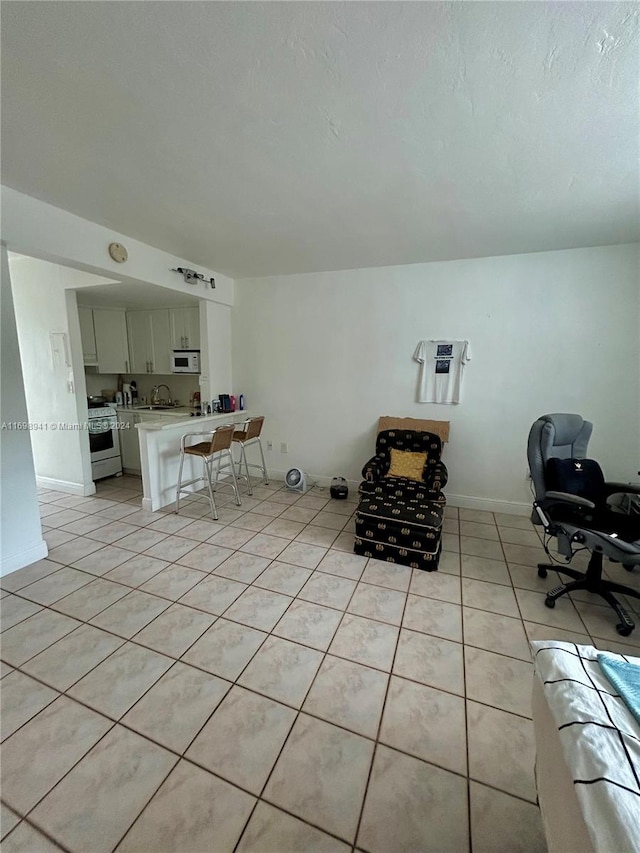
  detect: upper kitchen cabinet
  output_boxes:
[78,306,98,365]
[93,308,130,374]
[126,309,172,374]
[126,310,152,374]
[150,309,172,373]
[170,306,200,350]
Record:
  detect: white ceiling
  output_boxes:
[2,2,638,278]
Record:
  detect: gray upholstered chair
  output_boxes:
[527,414,640,636]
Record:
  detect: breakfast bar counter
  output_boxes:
[137,411,250,511]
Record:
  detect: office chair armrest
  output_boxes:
[603,482,640,498]
[362,454,389,482]
[544,491,596,510]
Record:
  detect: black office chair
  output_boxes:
[527,414,640,636]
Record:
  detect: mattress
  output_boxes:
[531,641,640,853]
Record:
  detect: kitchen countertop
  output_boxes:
[116,405,196,418]
[134,410,250,432]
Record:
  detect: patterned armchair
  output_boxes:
[354,429,447,571]
[360,429,448,497]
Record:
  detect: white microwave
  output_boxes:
[171,350,200,373]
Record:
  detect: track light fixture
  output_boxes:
[170,267,215,288]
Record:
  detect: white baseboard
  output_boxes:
[37,476,96,497]
[0,539,48,576]
[268,468,361,493]
[444,494,531,516]
[269,468,531,515]
[142,466,531,517]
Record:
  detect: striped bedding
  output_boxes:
[532,640,640,853]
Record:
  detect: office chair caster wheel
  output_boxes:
[544,596,556,609]
[538,567,548,579]
[616,623,633,637]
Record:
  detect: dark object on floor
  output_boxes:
[330,477,348,499]
[528,413,640,636]
[354,429,447,570]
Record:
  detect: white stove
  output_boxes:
[87,403,122,480]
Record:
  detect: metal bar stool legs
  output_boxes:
[212,446,242,506]
[236,441,254,496]
[175,448,186,515]
[175,424,238,521]
[232,417,269,496]
[203,456,218,519]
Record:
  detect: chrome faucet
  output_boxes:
[151,384,172,405]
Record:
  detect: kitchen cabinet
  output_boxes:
[170,306,200,350]
[119,409,169,472]
[118,411,141,472]
[93,308,129,374]
[126,310,151,374]
[126,309,172,374]
[150,310,172,374]
[79,306,98,365]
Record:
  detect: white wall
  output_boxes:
[0,244,47,574]
[232,244,640,512]
[1,186,234,308]
[201,301,233,404]
[9,256,93,494]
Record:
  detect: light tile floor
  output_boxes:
[2,475,640,851]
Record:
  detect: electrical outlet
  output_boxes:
[266,441,273,451]
[281,442,288,453]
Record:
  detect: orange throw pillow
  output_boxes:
[385,448,427,482]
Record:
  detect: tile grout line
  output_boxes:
[5,560,638,687]
[232,558,374,851]
[6,545,637,707]
[2,612,540,832]
[2,813,70,851]
[350,559,414,851]
[9,486,637,848]
[459,524,474,853]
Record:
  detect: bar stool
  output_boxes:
[175,423,241,520]
[232,416,269,496]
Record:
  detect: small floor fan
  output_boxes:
[285,467,311,493]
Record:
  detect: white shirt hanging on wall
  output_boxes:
[413,339,471,404]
